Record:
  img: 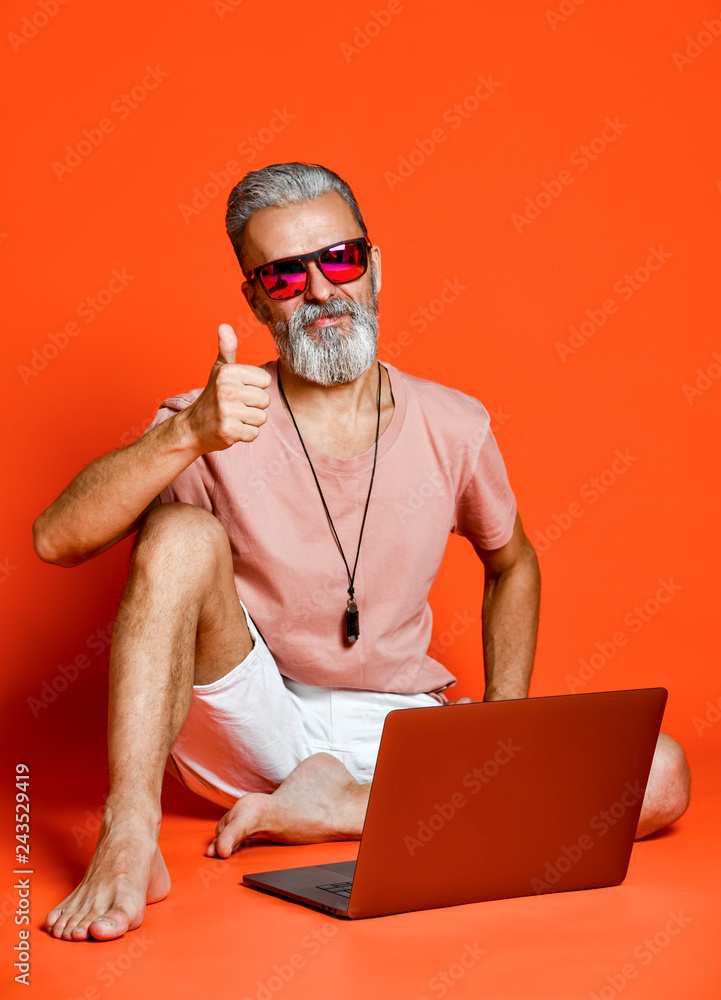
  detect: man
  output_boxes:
[34,162,690,943]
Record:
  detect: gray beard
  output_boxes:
[270,292,379,387]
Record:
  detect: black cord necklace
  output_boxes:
[276,361,382,645]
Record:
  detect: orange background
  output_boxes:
[2,0,720,997]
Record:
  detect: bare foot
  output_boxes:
[45,814,170,942]
[207,753,369,858]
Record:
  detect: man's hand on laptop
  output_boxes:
[444,695,476,706]
[181,323,272,454]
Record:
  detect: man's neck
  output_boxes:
[276,358,395,460]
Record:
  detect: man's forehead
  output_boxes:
[242,191,363,268]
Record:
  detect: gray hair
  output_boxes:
[225,162,369,275]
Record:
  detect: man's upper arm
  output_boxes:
[473,511,537,577]
[451,407,518,553]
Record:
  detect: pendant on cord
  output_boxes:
[346,596,360,644]
[276,363,381,650]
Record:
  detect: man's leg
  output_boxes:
[45,502,254,941]
[46,502,369,942]
[634,732,691,840]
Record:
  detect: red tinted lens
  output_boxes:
[260,260,306,299]
[318,241,367,283]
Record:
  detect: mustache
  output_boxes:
[292,298,368,325]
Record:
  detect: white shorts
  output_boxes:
[167,600,446,809]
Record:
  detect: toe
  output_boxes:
[215,832,233,858]
[70,911,99,941]
[61,909,89,941]
[88,906,133,941]
[216,817,249,857]
[45,906,64,932]
[62,906,92,941]
[51,912,71,939]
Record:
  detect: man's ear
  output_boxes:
[370,245,381,295]
[242,279,272,325]
[241,279,261,319]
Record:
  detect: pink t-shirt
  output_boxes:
[144,360,517,695]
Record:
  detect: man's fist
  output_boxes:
[182,323,272,453]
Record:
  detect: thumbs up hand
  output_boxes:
[182,323,272,454]
[214,320,239,367]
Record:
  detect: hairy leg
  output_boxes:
[46,502,251,941]
[635,732,691,840]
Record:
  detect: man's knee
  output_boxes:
[659,733,691,815]
[648,732,691,824]
[133,502,230,565]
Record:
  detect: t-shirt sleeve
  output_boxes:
[451,422,517,551]
[141,398,215,513]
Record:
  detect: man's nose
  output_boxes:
[303,260,335,302]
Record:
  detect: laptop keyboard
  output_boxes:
[316,880,353,898]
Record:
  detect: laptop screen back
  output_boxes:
[347,688,667,918]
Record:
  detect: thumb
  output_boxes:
[216,323,238,366]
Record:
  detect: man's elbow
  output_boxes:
[518,539,541,595]
[32,516,83,568]
[498,536,541,595]
[523,536,541,576]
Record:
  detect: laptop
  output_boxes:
[242,687,667,919]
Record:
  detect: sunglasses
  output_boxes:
[247,236,371,300]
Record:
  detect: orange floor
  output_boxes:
[15,749,720,1000]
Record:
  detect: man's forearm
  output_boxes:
[481,551,540,701]
[32,411,201,567]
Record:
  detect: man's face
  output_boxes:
[240,191,382,386]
